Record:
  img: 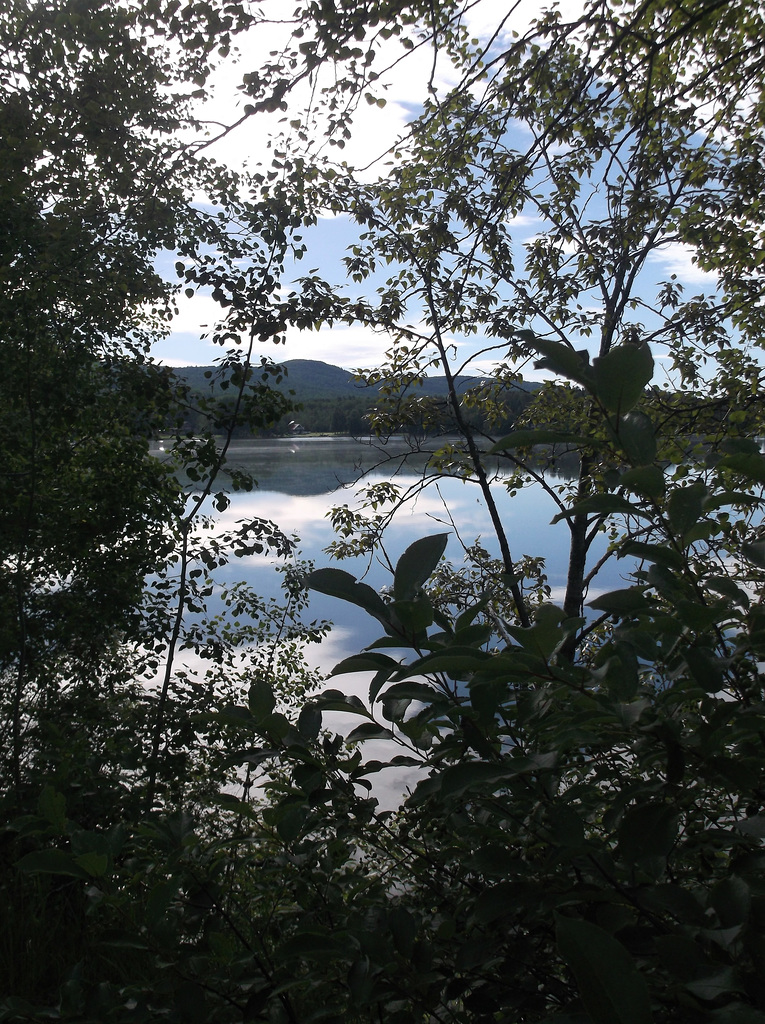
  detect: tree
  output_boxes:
[0,0,310,809]
[203,1,765,1020]
[5,0,765,1021]
[0,0,319,1004]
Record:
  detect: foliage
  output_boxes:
[3,0,765,1022]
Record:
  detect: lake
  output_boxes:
[179,436,628,662]
[158,436,633,804]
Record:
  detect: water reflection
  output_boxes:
[215,435,581,497]
[149,436,635,675]
[180,439,625,662]
[151,438,633,805]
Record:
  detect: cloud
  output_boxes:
[281,324,395,368]
[188,0,592,186]
[168,291,223,335]
[188,4,437,182]
[155,314,398,369]
[650,242,718,285]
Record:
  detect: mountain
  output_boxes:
[174,359,539,400]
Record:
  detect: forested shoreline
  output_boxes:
[4,1,765,1021]
[172,359,539,436]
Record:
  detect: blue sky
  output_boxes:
[150,0,721,379]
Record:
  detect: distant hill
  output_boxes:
[174,359,540,400]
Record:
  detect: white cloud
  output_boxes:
[189,5,433,181]
[190,0,591,186]
[506,213,543,232]
[168,291,222,335]
[281,324,394,368]
[155,314,398,369]
[650,242,718,285]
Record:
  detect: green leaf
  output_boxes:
[531,338,592,386]
[435,761,513,798]
[38,785,67,833]
[379,680,441,702]
[389,907,417,956]
[438,753,557,798]
[618,411,657,466]
[330,652,399,676]
[551,493,648,524]
[505,603,567,658]
[74,851,108,877]
[145,879,178,927]
[705,576,750,607]
[278,931,349,962]
[391,647,493,679]
[98,930,150,949]
[705,1003,765,1023]
[643,886,707,927]
[720,437,762,456]
[619,465,665,499]
[297,703,322,740]
[453,621,493,647]
[711,876,750,928]
[684,968,742,1002]
[617,802,679,866]
[588,587,653,614]
[555,915,655,1024]
[346,722,394,742]
[314,689,371,717]
[16,848,91,879]
[390,595,434,633]
[683,647,725,691]
[667,480,707,537]
[276,805,307,842]
[248,679,275,722]
[736,814,765,837]
[472,882,531,924]
[719,452,765,483]
[381,696,411,722]
[393,533,448,601]
[490,429,593,451]
[307,567,390,624]
[619,540,685,569]
[742,541,765,569]
[592,343,653,414]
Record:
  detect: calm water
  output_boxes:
[157,437,632,805]
[177,437,627,663]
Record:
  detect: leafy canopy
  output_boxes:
[4,1,765,1022]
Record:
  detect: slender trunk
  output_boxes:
[144,335,261,810]
[11,576,27,804]
[559,451,594,661]
[563,512,589,621]
[439,348,531,629]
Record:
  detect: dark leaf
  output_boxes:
[490,429,594,451]
[393,533,449,601]
[307,567,390,624]
[346,722,394,742]
[667,481,707,537]
[619,465,665,499]
[588,587,653,614]
[618,411,657,466]
[297,703,322,740]
[555,915,655,1024]
[531,338,593,386]
[551,493,648,524]
[248,679,276,722]
[16,848,91,879]
[592,343,653,415]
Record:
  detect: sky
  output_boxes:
[151,0,719,377]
